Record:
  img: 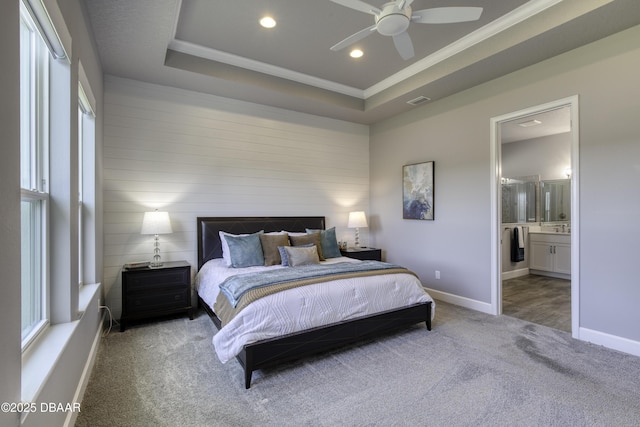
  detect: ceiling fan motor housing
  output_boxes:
[375,3,412,36]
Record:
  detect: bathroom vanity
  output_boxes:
[529,231,571,279]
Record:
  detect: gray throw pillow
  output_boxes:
[278,243,313,266]
[289,232,325,260]
[284,245,320,267]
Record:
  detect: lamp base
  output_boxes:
[151,235,163,267]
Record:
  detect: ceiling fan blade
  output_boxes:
[395,0,414,10]
[392,31,414,60]
[412,7,483,24]
[330,0,381,16]
[330,24,377,51]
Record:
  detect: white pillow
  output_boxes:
[281,230,307,237]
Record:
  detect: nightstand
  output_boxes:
[120,260,192,331]
[340,247,382,261]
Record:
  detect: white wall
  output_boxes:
[0,1,104,426]
[502,132,572,181]
[0,1,23,426]
[102,76,370,318]
[370,25,640,348]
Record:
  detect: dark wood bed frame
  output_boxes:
[197,216,432,388]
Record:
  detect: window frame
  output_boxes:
[19,4,51,349]
[77,83,95,287]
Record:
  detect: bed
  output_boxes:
[196,216,434,388]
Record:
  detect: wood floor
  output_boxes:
[502,274,571,332]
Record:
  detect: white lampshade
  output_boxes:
[141,211,172,235]
[348,211,368,229]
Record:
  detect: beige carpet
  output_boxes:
[75,301,640,426]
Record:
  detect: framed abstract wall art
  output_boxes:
[403,161,434,220]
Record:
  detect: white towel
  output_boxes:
[516,226,525,248]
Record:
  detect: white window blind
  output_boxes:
[21,0,68,61]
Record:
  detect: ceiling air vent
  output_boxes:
[407,96,431,106]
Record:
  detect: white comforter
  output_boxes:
[196,257,434,363]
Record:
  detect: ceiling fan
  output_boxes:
[330,0,483,60]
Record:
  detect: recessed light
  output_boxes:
[350,49,363,58]
[259,16,276,28]
[518,119,542,127]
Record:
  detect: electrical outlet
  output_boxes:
[435,270,441,280]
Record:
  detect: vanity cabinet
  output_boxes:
[529,233,571,278]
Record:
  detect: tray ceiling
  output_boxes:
[85,0,640,124]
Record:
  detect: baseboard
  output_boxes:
[501,268,529,280]
[424,287,493,314]
[64,312,104,427]
[579,327,640,358]
[426,286,640,358]
[529,269,571,280]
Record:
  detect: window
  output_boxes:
[20,6,50,345]
[78,84,95,286]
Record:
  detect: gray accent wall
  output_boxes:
[370,24,640,345]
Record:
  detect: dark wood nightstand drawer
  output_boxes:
[340,248,382,261]
[125,268,190,292]
[121,260,192,331]
[125,288,190,314]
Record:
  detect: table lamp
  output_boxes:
[141,210,172,267]
[348,211,368,248]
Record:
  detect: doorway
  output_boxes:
[490,96,580,338]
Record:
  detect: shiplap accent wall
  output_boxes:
[102,76,369,317]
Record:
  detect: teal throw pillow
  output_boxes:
[226,232,264,268]
[307,227,341,258]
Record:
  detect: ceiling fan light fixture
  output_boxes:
[350,49,364,58]
[259,16,276,29]
[375,3,412,36]
[330,0,482,60]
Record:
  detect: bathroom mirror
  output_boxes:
[540,179,570,222]
[501,179,537,223]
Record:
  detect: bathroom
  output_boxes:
[499,106,572,331]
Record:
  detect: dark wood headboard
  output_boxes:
[196,216,326,271]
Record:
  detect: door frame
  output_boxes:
[489,95,580,338]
